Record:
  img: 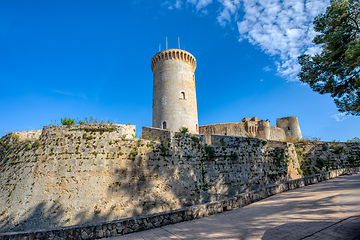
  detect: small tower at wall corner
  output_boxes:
[276,116,302,140]
[151,49,198,133]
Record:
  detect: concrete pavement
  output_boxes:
[106,173,360,240]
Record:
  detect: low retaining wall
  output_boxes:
[1,167,359,240]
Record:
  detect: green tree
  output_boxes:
[298,0,360,115]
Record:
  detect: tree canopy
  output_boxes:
[298,0,360,115]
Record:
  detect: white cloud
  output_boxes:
[164,0,183,10]
[217,0,241,26]
[53,90,87,99]
[187,0,213,10]
[236,0,329,81]
[162,0,330,81]
[331,113,347,122]
[262,66,271,72]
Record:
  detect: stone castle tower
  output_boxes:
[151,49,199,133]
[276,116,302,139]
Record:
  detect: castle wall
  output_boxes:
[295,141,360,176]
[0,125,358,233]
[199,123,247,137]
[12,130,43,141]
[269,126,286,141]
[199,123,286,141]
[0,125,300,232]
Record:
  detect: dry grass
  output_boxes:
[286,137,322,144]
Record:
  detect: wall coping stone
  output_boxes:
[1,167,359,240]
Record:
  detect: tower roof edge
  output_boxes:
[151,49,196,72]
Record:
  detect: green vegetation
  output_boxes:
[220,138,226,146]
[298,0,360,115]
[33,140,40,149]
[347,137,360,142]
[10,134,19,142]
[94,205,101,214]
[129,150,138,156]
[230,152,239,160]
[192,136,200,143]
[59,116,115,126]
[82,133,95,140]
[205,145,216,158]
[322,143,329,151]
[61,118,75,125]
[179,126,189,134]
[316,158,325,169]
[330,145,345,154]
[295,137,322,143]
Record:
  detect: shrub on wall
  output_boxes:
[61,118,75,125]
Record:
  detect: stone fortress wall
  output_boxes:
[1,124,358,233]
[199,116,302,141]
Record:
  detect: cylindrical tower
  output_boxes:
[276,116,302,139]
[151,49,198,133]
[259,120,270,140]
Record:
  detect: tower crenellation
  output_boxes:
[151,49,196,72]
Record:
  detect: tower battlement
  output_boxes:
[151,49,196,72]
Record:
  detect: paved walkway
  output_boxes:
[108,173,360,240]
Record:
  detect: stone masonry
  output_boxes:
[151,49,198,134]
[0,124,359,234]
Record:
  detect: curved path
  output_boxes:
[107,173,360,240]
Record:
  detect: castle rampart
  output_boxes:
[199,116,291,141]
[11,130,42,142]
[0,125,359,233]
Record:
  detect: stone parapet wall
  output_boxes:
[269,126,286,141]
[11,130,43,141]
[1,126,359,234]
[199,122,287,141]
[1,167,358,240]
[142,126,206,144]
[142,126,174,142]
[199,123,247,137]
[42,124,136,140]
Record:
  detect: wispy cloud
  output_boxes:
[331,112,347,122]
[217,0,241,26]
[187,0,213,11]
[236,0,328,81]
[164,0,183,10]
[262,66,271,72]
[163,0,329,81]
[53,90,88,99]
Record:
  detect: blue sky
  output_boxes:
[0,0,358,141]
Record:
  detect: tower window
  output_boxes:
[162,121,167,129]
[180,91,186,99]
